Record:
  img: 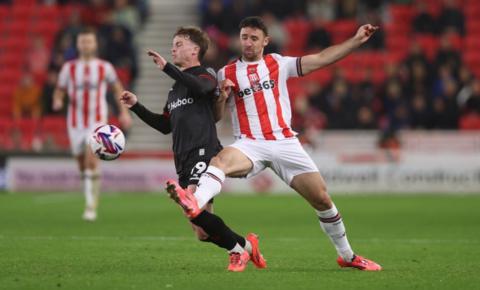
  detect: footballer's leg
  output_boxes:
[290,172,381,271]
[81,144,100,221]
[183,183,264,270]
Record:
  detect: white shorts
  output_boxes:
[68,124,103,156]
[228,137,319,185]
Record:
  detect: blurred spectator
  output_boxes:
[56,7,83,43]
[323,72,355,129]
[356,106,377,129]
[412,1,436,34]
[27,36,50,79]
[306,16,331,51]
[437,0,465,35]
[336,0,358,19]
[262,12,287,53]
[460,79,480,113]
[41,70,64,116]
[435,34,461,73]
[104,25,138,84]
[81,0,111,27]
[203,41,228,70]
[202,0,230,31]
[432,78,460,129]
[409,92,431,129]
[361,10,384,50]
[306,0,335,21]
[111,0,141,33]
[12,74,42,120]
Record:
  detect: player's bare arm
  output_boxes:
[112,81,133,129]
[52,87,66,111]
[214,79,233,122]
[301,24,378,75]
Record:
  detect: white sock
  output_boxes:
[92,171,100,209]
[194,166,225,209]
[83,169,94,210]
[244,239,252,254]
[316,203,354,262]
[228,243,244,254]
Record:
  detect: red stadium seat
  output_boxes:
[0,118,15,150]
[414,35,439,60]
[14,118,40,151]
[283,18,311,54]
[389,4,415,24]
[41,116,69,150]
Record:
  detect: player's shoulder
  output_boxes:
[192,65,217,80]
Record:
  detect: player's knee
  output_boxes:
[209,155,226,171]
[309,184,332,210]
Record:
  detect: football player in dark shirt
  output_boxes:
[120,27,266,272]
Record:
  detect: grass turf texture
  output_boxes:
[0,193,479,290]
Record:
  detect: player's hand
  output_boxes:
[120,90,138,108]
[119,111,132,129]
[52,98,63,111]
[219,79,235,101]
[147,49,167,70]
[353,24,379,44]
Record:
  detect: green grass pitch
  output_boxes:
[0,192,479,290]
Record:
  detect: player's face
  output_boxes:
[239,27,269,61]
[77,34,97,58]
[171,35,199,67]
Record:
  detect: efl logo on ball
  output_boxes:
[89,124,126,161]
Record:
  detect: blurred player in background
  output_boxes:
[168,16,382,271]
[52,28,132,221]
[120,27,266,272]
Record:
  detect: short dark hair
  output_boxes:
[78,27,97,37]
[174,26,209,61]
[239,16,268,36]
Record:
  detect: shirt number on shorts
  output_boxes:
[190,161,207,178]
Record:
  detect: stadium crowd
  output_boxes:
[0,0,147,151]
[199,0,480,138]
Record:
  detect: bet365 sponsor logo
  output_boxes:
[168,98,194,111]
[237,80,276,98]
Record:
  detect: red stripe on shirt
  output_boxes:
[247,64,275,140]
[264,55,294,138]
[96,63,105,122]
[69,62,77,128]
[82,64,91,128]
[225,63,254,139]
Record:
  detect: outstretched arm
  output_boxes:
[111,81,133,129]
[301,24,378,75]
[147,49,216,96]
[120,90,172,134]
[214,79,234,122]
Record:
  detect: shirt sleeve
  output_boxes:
[163,63,217,97]
[277,54,303,78]
[130,101,172,134]
[57,63,70,89]
[105,62,119,84]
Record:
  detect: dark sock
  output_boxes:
[191,210,243,251]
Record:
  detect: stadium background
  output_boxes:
[0,0,479,289]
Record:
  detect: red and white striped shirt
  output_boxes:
[218,53,302,140]
[58,58,118,129]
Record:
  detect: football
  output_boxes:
[89,124,126,161]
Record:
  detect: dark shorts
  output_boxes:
[175,145,221,189]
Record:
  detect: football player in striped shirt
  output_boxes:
[167,16,382,271]
[52,28,132,221]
